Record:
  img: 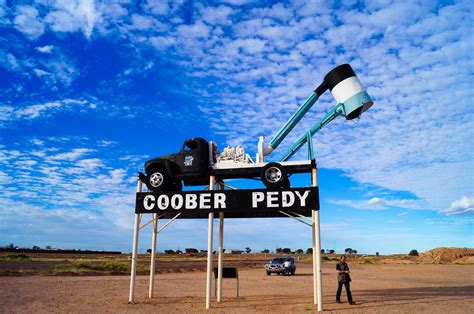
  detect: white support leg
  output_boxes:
[312,166,323,311]
[206,176,215,309]
[149,213,158,298]
[129,179,143,304]
[315,210,323,311]
[312,210,317,305]
[217,211,224,302]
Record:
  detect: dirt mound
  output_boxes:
[418,247,474,264]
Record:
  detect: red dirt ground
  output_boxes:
[1,263,473,313]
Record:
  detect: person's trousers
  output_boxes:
[336,281,353,302]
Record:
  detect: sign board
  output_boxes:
[213,267,238,279]
[135,187,319,218]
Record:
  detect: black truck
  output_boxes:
[143,138,313,192]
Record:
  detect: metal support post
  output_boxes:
[148,213,158,298]
[311,165,323,311]
[217,211,224,302]
[129,179,143,304]
[206,176,215,309]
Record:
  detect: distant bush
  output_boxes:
[322,256,330,261]
[164,250,176,254]
[185,248,199,254]
[408,249,419,256]
[56,260,130,273]
[0,254,30,261]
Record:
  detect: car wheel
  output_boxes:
[146,168,169,192]
[261,162,287,189]
[266,271,271,276]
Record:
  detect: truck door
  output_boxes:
[179,138,209,176]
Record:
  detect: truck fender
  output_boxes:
[146,160,178,177]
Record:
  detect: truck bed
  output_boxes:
[210,160,314,179]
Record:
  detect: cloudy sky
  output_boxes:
[0,0,472,254]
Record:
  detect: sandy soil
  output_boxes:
[1,263,473,313]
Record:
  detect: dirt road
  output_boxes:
[1,263,473,313]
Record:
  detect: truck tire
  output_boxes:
[146,168,170,192]
[261,162,287,189]
[266,271,271,276]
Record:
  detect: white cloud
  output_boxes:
[36,45,54,53]
[13,5,45,39]
[144,0,170,15]
[76,158,104,170]
[0,99,90,123]
[440,196,474,216]
[0,170,8,184]
[48,148,94,162]
[329,197,428,211]
[0,52,20,71]
[0,138,142,234]
[200,5,234,25]
[219,0,254,5]
[368,197,381,205]
[45,0,101,38]
[1,45,78,88]
[33,68,51,77]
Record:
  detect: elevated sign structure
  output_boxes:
[128,162,324,311]
[128,63,374,312]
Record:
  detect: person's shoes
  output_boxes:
[349,301,356,305]
[336,300,342,304]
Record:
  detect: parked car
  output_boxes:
[265,256,296,276]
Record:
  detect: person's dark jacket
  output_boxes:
[336,262,352,283]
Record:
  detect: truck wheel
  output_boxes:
[147,168,169,192]
[266,271,271,276]
[261,162,287,189]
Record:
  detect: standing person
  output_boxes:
[283,259,291,276]
[336,255,356,305]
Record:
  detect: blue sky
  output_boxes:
[0,0,472,254]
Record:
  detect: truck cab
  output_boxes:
[144,138,210,191]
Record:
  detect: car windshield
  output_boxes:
[271,258,286,264]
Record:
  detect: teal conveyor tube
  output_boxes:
[266,92,319,153]
[279,104,343,162]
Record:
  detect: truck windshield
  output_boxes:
[183,141,198,151]
[271,258,286,264]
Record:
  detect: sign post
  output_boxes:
[129,178,142,304]
[217,197,224,302]
[205,176,215,309]
[312,164,323,311]
[148,213,158,298]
